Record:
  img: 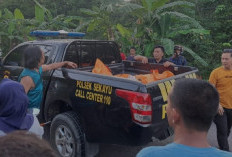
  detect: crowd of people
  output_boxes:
[0,44,232,156]
[121,45,187,67]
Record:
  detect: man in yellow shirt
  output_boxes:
[209,49,232,151]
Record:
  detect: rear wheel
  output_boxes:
[50,111,85,157]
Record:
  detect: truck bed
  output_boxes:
[44,61,198,145]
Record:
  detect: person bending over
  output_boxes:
[19,46,77,114]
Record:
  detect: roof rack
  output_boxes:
[30,30,85,38]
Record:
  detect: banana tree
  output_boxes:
[79,1,143,40]
[117,0,209,66]
[0,0,83,55]
[0,8,33,54]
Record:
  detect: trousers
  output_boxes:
[214,108,232,151]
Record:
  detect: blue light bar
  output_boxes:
[30,30,85,37]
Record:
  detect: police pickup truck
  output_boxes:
[0,31,198,157]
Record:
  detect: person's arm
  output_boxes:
[163,61,175,67]
[20,76,35,94]
[218,104,224,115]
[209,71,223,115]
[134,55,148,63]
[42,61,77,72]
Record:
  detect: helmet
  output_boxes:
[174,45,183,56]
[174,45,183,52]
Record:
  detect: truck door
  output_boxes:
[0,45,28,81]
[0,44,55,85]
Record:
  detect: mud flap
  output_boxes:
[154,126,174,140]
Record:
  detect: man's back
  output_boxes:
[137,143,232,157]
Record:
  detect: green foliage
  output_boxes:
[182,45,208,67]
[35,5,44,22]
[80,2,139,40]
[14,9,24,19]
[0,0,83,54]
[112,0,209,67]
[193,0,232,78]
[168,29,210,37]
[1,0,232,80]
[161,11,203,29]
[0,0,35,18]
[144,43,154,57]
[161,38,174,55]
[0,8,35,54]
[222,43,231,47]
[116,24,131,38]
[156,1,195,14]
[3,8,14,19]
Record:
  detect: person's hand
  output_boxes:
[218,104,224,116]
[163,61,175,67]
[141,57,148,64]
[65,61,78,69]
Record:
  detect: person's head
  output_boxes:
[129,47,136,56]
[174,45,183,56]
[23,46,45,69]
[221,49,232,70]
[0,131,57,157]
[0,79,33,133]
[167,78,219,132]
[153,45,165,61]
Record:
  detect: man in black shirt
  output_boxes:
[140,45,174,67]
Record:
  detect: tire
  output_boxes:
[50,111,85,157]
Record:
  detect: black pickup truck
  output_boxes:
[0,31,198,157]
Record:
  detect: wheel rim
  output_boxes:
[55,125,75,157]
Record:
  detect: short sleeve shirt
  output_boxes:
[148,58,168,64]
[209,66,232,109]
[18,67,43,109]
[137,143,232,157]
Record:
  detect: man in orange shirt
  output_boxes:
[209,49,232,151]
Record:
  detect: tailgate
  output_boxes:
[146,70,198,139]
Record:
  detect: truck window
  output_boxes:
[109,42,121,63]
[96,43,106,62]
[35,45,54,64]
[96,42,116,64]
[64,43,79,66]
[106,43,117,64]
[4,45,28,66]
[80,43,95,67]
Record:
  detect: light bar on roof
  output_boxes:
[30,30,85,37]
